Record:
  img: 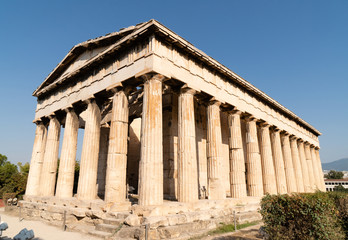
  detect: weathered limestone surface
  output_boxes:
[270,129,287,194]
[97,127,109,198]
[315,149,326,191]
[207,101,225,200]
[310,146,321,191]
[298,141,311,192]
[138,75,164,206]
[281,133,297,193]
[221,112,231,196]
[26,122,47,196]
[195,102,208,198]
[228,111,247,198]
[55,109,79,198]
[245,118,263,197]
[258,123,277,195]
[105,90,129,203]
[304,143,316,191]
[163,92,178,199]
[290,137,305,192]
[177,87,198,202]
[77,100,101,200]
[40,116,61,197]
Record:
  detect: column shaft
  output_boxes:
[77,100,101,200]
[245,119,263,197]
[138,75,164,206]
[259,125,277,195]
[310,147,321,191]
[281,134,297,193]
[105,90,129,203]
[315,149,326,191]
[207,101,225,199]
[270,129,287,194]
[97,127,109,198]
[290,137,305,192]
[228,111,247,198]
[25,122,47,196]
[56,109,79,198]
[298,141,312,192]
[177,88,198,202]
[40,116,61,196]
[304,143,316,191]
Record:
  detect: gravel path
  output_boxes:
[0,208,100,240]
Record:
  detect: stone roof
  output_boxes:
[33,19,321,136]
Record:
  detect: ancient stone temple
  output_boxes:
[22,20,325,239]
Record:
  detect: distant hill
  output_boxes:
[322,158,348,171]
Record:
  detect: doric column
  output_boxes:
[258,123,277,195]
[315,148,326,191]
[310,146,321,191]
[245,117,263,197]
[298,140,311,192]
[97,127,109,198]
[207,100,225,199]
[270,128,287,194]
[55,109,79,198]
[304,143,316,191]
[77,99,101,200]
[177,87,198,202]
[290,136,305,192]
[25,121,47,196]
[281,133,297,193]
[138,74,165,206]
[228,110,247,198]
[105,89,129,203]
[40,115,61,196]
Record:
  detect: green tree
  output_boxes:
[325,170,344,179]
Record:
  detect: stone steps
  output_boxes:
[103,217,123,226]
[88,229,112,239]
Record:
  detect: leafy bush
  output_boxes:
[260,192,345,240]
[327,192,348,238]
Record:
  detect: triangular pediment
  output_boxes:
[33,21,148,96]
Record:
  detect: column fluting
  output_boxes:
[228,110,247,198]
[25,121,48,196]
[310,146,321,191]
[281,133,297,193]
[77,99,101,200]
[259,123,277,195]
[245,118,263,197]
[105,89,129,203]
[138,74,164,206]
[290,136,305,192]
[207,100,225,199]
[40,116,61,196]
[270,128,287,194]
[298,140,312,192]
[315,149,326,191]
[55,109,79,198]
[177,87,198,202]
[304,143,316,191]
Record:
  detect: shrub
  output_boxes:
[327,191,348,238]
[260,192,345,240]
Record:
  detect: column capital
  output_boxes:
[297,138,304,143]
[281,131,290,136]
[208,98,222,107]
[180,84,199,95]
[315,146,320,150]
[244,115,258,123]
[270,126,281,132]
[138,72,168,83]
[258,121,271,128]
[106,83,133,96]
[289,135,298,141]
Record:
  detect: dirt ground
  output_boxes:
[0,208,100,240]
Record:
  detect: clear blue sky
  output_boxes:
[0,1,347,164]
